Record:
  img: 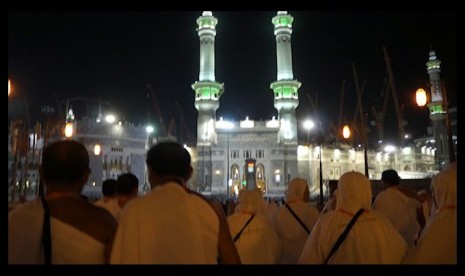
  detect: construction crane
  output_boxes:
[323,79,346,145]
[175,101,194,144]
[371,74,391,142]
[146,83,167,137]
[383,46,406,142]
[336,79,346,143]
[306,92,323,140]
[351,78,367,125]
[352,63,368,145]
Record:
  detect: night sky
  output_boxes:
[8,11,457,144]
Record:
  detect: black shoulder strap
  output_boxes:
[233,214,255,242]
[324,208,364,264]
[284,203,310,234]
[41,196,52,264]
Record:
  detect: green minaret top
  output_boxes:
[426,50,441,71]
[272,11,294,29]
[196,11,218,30]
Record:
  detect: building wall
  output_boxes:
[75,120,149,199]
[190,123,439,200]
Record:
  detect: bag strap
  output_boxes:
[324,208,364,264]
[41,196,52,264]
[284,203,310,234]
[233,214,255,242]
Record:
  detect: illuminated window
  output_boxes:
[247,162,254,173]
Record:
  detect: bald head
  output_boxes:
[41,140,90,183]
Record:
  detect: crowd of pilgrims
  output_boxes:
[8,140,457,264]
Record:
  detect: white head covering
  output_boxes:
[227,190,282,264]
[402,162,457,264]
[299,171,408,264]
[335,171,372,213]
[431,162,456,210]
[235,190,265,215]
[285,178,308,203]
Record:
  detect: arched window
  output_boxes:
[256,163,266,194]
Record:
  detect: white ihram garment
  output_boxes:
[372,187,422,246]
[9,200,105,264]
[403,162,457,264]
[227,190,282,264]
[298,172,407,264]
[110,182,219,264]
[273,178,319,264]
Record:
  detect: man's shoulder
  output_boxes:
[184,188,213,206]
[397,186,421,202]
[374,188,394,199]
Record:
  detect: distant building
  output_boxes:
[73,119,150,199]
[8,116,152,201]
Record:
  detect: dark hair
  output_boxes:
[101,179,117,196]
[146,142,191,178]
[41,140,89,182]
[381,169,401,185]
[117,173,139,195]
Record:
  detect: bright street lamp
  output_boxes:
[145,125,154,134]
[94,143,101,156]
[145,125,155,148]
[343,124,369,177]
[303,119,314,144]
[105,114,116,124]
[64,122,73,138]
[342,125,350,139]
[415,88,427,107]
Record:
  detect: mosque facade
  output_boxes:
[187,11,441,200]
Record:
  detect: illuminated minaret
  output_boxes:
[192,11,223,145]
[426,50,449,166]
[270,11,301,144]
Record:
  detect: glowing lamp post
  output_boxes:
[318,145,323,208]
[94,143,101,156]
[105,114,116,124]
[146,125,154,147]
[303,120,314,144]
[342,125,351,139]
[415,88,427,107]
[64,122,74,139]
[343,124,368,177]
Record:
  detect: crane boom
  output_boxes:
[352,63,367,144]
[352,79,366,124]
[337,79,346,142]
[175,101,194,144]
[383,46,406,142]
[146,83,166,136]
[371,74,391,141]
